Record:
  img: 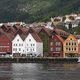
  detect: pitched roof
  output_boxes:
[37,27,51,36]
[51,28,69,38]
[26,28,42,42]
[75,35,80,39]
[65,34,77,41]
[13,28,26,41]
[55,34,64,43]
[0,32,13,41]
[0,25,8,32]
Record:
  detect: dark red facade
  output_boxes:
[49,33,63,57]
[0,33,12,54]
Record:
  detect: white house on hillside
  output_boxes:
[12,34,25,56]
[24,28,43,57]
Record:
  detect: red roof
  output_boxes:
[55,34,64,43]
[37,27,51,36]
[75,35,80,39]
[26,28,42,42]
[51,28,69,38]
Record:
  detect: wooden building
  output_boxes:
[63,34,78,57]
[49,30,64,57]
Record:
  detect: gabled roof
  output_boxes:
[0,25,8,32]
[25,28,42,42]
[0,32,13,41]
[55,34,64,43]
[75,35,80,39]
[12,25,21,31]
[51,28,69,38]
[37,27,51,36]
[13,28,26,41]
[65,34,77,42]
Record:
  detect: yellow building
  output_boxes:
[63,34,78,57]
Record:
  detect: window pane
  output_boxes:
[50,42,53,46]
[50,47,53,51]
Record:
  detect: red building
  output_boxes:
[0,33,12,56]
[49,30,64,57]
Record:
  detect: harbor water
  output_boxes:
[0,63,80,80]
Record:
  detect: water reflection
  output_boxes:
[0,63,80,80]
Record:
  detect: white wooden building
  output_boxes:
[24,28,43,57]
[12,34,25,56]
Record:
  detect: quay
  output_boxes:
[0,57,78,63]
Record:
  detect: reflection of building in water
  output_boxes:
[0,63,12,80]
[63,63,78,70]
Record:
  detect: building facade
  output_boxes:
[0,33,12,56]
[38,28,51,56]
[63,34,78,57]
[49,31,63,57]
[24,28,43,57]
[12,34,25,57]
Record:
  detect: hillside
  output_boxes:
[0,0,80,23]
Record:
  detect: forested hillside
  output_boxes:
[0,0,80,23]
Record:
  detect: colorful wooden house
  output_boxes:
[49,30,64,57]
[63,34,78,57]
[24,28,43,57]
[12,29,25,57]
[0,33,12,57]
[37,28,51,57]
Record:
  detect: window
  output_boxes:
[58,42,61,46]
[50,42,53,46]
[13,48,15,51]
[66,48,68,51]
[19,44,21,46]
[29,39,31,41]
[27,44,28,46]
[69,43,70,45]
[33,49,34,51]
[52,35,54,38]
[30,49,32,51]
[56,47,61,51]
[17,39,19,41]
[13,48,17,51]
[33,44,34,46]
[74,48,76,51]
[74,42,76,45]
[31,44,32,46]
[27,49,28,51]
[14,44,15,46]
[66,43,68,45]
[72,48,73,51]
[7,43,9,45]
[72,42,73,45]
[69,48,71,51]
[19,48,21,51]
[50,47,53,51]
[22,44,23,46]
[55,42,61,46]
[16,44,17,46]
[16,48,17,51]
